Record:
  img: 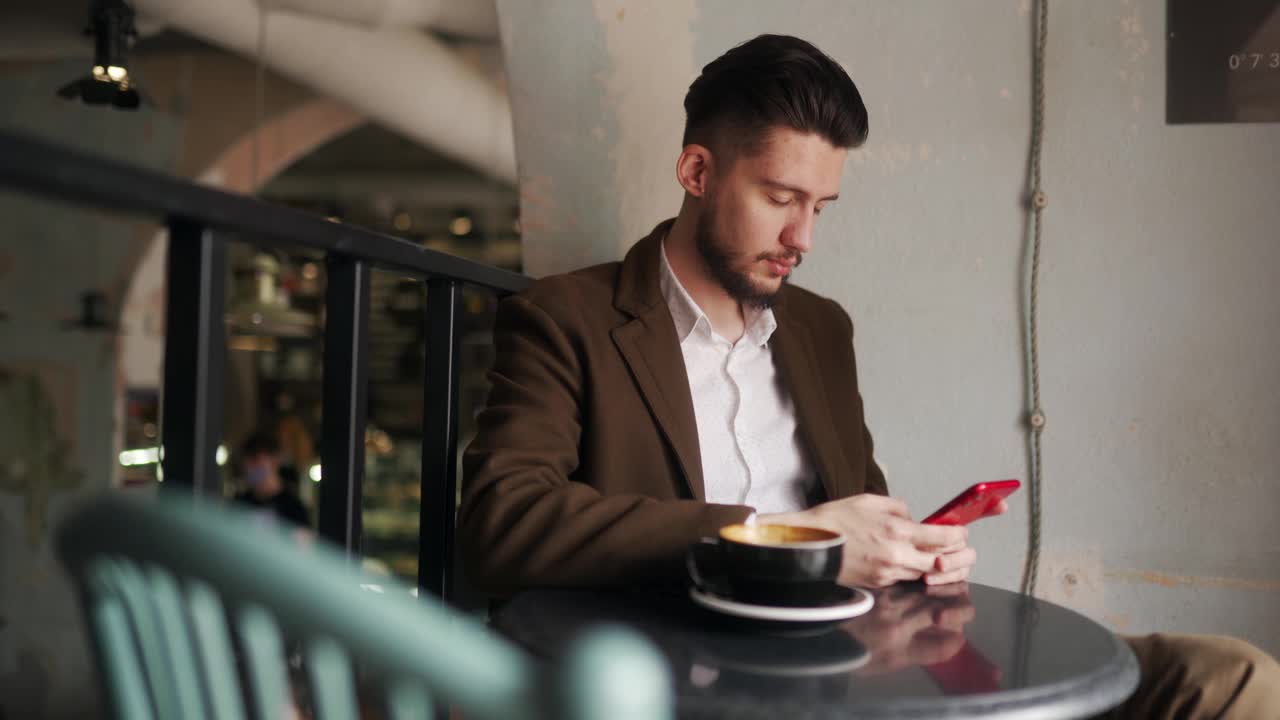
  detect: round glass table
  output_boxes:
[490,581,1139,719]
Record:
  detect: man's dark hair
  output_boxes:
[240,431,279,459]
[682,34,869,158]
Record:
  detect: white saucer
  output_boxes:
[689,586,874,623]
[714,651,873,677]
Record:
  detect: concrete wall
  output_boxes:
[498,0,1280,654]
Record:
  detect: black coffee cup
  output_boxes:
[687,523,845,607]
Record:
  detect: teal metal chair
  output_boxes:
[56,493,672,720]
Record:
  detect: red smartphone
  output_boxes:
[922,480,1021,526]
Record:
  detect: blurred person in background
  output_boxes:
[235,430,310,528]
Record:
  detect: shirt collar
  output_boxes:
[659,238,777,348]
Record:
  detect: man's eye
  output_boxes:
[769,195,792,206]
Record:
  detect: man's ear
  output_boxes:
[676,144,716,198]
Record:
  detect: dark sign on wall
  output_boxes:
[1167,0,1280,123]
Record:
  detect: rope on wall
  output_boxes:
[1020,0,1050,598]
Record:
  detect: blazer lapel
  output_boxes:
[612,317,706,500]
[771,308,848,502]
[611,222,706,500]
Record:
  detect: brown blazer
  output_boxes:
[459,220,887,594]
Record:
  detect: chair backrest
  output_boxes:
[56,493,672,720]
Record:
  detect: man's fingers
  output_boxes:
[934,546,977,573]
[892,545,940,575]
[864,566,926,588]
[922,580,971,599]
[924,566,972,586]
[910,522,967,551]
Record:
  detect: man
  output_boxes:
[235,431,310,528]
[460,34,1277,717]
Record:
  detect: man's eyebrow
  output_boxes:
[762,180,839,202]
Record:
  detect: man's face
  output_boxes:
[695,127,847,308]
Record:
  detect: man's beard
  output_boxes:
[694,202,799,310]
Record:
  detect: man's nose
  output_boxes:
[783,213,815,254]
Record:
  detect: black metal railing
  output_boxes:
[0,130,530,602]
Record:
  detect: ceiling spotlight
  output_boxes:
[449,211,473,237]
[57,0,145,110]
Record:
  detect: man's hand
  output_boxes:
[923,497,1006,585]
[760,494,1002,588]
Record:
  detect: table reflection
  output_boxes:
[680,582,997,701]
[491,581,1137,719]
[847,582,1003,694]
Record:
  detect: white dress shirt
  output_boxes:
[659,242,816,514]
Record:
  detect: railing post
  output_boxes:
[318,254,370,558]
[419,279,463,601]
[160,219,227,496]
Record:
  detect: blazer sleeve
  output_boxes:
[829,298,889,497]
[458,293,752,594]
[862,425,890,496]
